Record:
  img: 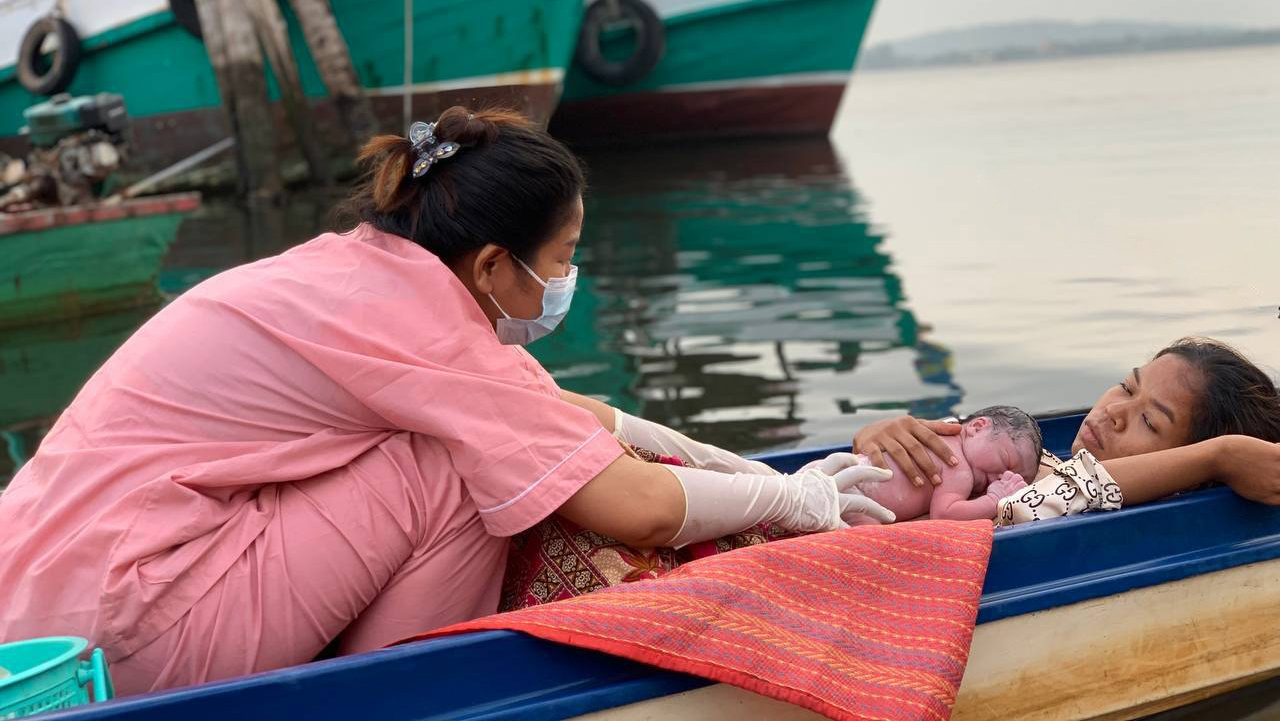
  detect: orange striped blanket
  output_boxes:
[406,519,993,721]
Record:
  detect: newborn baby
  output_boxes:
[857,405,1042,522]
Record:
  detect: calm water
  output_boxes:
[3,45,1279,484]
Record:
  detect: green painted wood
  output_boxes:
[0,213,182,328]
[0,0,585,137]
[563,0,877,100]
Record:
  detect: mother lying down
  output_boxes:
[561,337,1280,539]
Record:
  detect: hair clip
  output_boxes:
[408,121,460,178]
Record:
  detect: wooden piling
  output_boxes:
[288,0,379,150]
[195,0,282,198]
[244,0,329,184]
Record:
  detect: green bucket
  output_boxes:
[0,637,114,719]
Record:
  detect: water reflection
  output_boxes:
[538,138,963,453]
[1,307,158,481]
[2,137,965,487]
[0,192,342,486]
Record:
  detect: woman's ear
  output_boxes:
[471,244,506,294]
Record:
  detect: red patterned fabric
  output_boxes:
[498,448,796,611]
[408,520,993,721]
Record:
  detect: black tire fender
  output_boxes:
[17,16,82,96]
[574,0,666,87]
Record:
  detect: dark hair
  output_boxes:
[1155,337,1280,443]
[337,106,586,266]
[964,405,1044,473]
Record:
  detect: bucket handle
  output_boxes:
[75,648,115,702]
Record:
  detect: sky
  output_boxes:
[863,0,1280,44]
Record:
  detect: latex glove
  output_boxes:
[986,471,1027,501]
[665,460,896,548]
[797,452,887,494]
[613,408,779,475]
[799,450,867,476]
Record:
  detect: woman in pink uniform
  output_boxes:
[0,107,897,695]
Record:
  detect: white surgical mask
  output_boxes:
[488,256,578,345]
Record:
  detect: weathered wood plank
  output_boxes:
[288,0,378,149]
[194,0,282,197]
[244,0,329,184]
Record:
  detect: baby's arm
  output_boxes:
[931,471,1027,521]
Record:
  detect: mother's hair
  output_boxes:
[1158,337,1280,443]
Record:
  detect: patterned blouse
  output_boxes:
[995,448,1124,526]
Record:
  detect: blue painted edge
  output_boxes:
[42,413,1280,721]
[980,484,1280,623]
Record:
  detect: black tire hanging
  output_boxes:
[574,0,666,87]
[16,16,82,96]
[169,0,203,39]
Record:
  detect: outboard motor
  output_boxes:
[0,93,130,210]
[21,92,129,147]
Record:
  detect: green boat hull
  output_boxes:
[0,206,188,328]
[551,0,877,142]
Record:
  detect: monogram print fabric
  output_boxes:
[995,449,1123,526]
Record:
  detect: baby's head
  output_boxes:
[958,405,1043,491]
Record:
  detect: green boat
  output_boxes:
[0,306,153,427]
[0,192,198,329]
[551,0,878,143]
[0,0,585,170]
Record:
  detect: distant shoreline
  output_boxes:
[859,28,1280,72]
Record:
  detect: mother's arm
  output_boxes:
[1109,435,1280,505]
[1100,440,1223,505]
[863,416,1280,524]
[1217,436,1280,504]
[999,435,1280,525]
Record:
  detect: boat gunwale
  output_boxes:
[38,411,1280,720]
[0,192,201,237]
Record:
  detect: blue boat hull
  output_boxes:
[44,412,1280,720]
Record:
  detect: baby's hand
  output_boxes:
[986,471,1027,501]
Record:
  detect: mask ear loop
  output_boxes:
[513,255,550,288]
[487,293,513,320]
[488,254,538,320]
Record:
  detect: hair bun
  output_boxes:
[353,134,415,212]
[434,105,534,147]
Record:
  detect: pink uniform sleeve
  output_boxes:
[279,341,623,537]
[461,390,624,537]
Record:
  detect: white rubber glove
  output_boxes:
[664,453,896,548]
[798,452,886,492]
[612,408,779,476]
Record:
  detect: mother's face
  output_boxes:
[1073,354,1201,460]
